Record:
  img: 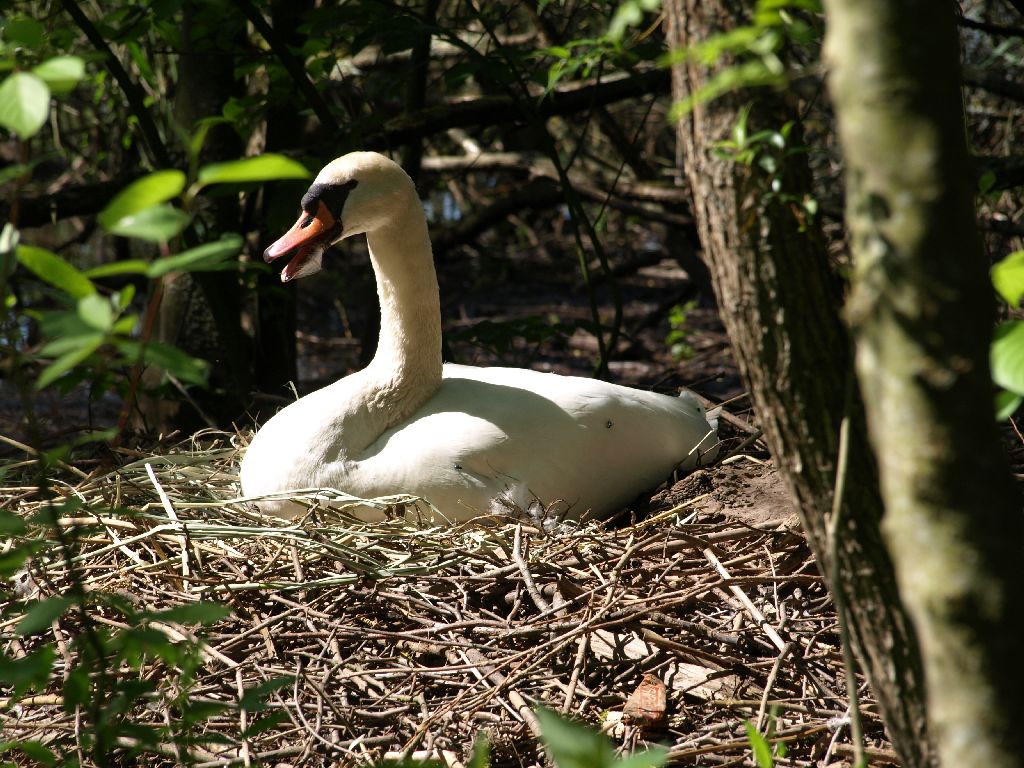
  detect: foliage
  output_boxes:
[666,0,822,118]
[536,708,668,768]
[666,299,697,360]
[10,150,307,397]
[743,713,788,768]
[0,497,261,764]
[0,10,311,762]
[990,250,1024,418]
[1,0,1021,762]
[0,15,85,138]
[712,104,818,223]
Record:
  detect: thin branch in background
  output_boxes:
[958,14,1024,37]
[59,0,172,168]
[461,9,626,377]
[1001,0,1024,22]
[401,0,441,182]
[231,0,342,133]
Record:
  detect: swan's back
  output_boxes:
[333,364,717,521]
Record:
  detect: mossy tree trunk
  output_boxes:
[664,2,933,765]
[823,1,1024,764]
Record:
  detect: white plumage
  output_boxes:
[240,152,717,522]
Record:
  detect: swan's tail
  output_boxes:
[678,388,720,466]
[704,404,722,435]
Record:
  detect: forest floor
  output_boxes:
[3,242,1023,767]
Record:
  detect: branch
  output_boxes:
[1,174,144,229]
[975,155,1024,191]
[350,68,671,150]
[421,152,691,204]
[1002,0,1024,20]
[963,66,1024,103]
[958,15,1024,37]
[429,172,694,255]
[231,0,340,132]
[431,178,561,253]
[338,32,537,73]
[9,71,674,229]
[59,0,172,167]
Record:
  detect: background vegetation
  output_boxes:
[1,0,1023,765]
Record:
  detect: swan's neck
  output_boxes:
[361,203,443,426]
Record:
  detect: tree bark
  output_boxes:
[137,0,250,432]
[664,2,933,765]
[250,0,319,404]
[823,1,1024,765]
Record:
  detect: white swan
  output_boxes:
[240,152,717,522]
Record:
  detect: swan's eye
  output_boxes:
[300,212,315,229]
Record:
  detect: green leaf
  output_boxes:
[16,245,95,298]
[31,56,85,95]
[0,545,32,578]
[745,721,774,768]
[0,509,26,535]
[0,72,50,138]
[115,285,136,310]
[107,204,190,243]
[147,235,243,277]
[37,307,93,339]
[992,320,1024,395]
[0,162,34,185]
[36,336,104,389]
[113,314,138,334]
[15,596,76,636]
[98,170,187,230]
[995,389,1022,421]
[978,169,997,195]
[536,708,617,768]
[188,115,232,164]
[39,332,105,357]
[0,740,57,767]
[197,154,310,187]
[467,734,490,768]
[63,665,90,708]
[607,2,643,42]
[0,645,55,695]
[616,748,669,768]
[992,250,1024,307]
[116,340,209,385]
[146,602,231,625]
[84,259,151,278]
[4,18,45,48]
[77,294,114,332]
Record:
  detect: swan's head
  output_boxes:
[263,151,416,282]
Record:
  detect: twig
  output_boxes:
[702,547,788,653]
[58,0,172,167]
[512,524,551,613]
[145,462,191,590]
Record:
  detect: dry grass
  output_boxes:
[0,431,897,767]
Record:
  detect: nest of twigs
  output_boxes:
[1,431,897,767]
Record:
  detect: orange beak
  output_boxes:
[263,200,339,282]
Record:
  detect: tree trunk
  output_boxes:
[250,0,317,405]
[823,1,1024,764]
[664,2,933,765]
[138,0,250,432]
